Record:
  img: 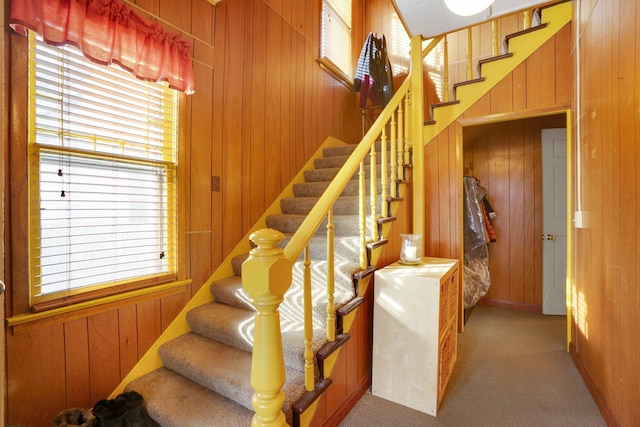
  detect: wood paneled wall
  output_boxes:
[422,23,573,295]
[573,0,639,424]
[463,115,565,309]
[3,0,366,425]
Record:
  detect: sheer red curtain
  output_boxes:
[9,0,195,94]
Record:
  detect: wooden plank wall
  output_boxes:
[421,22,573,305]
[3,0,366,425]
[573,0,639,424]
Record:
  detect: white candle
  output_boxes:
[404,246,417,261]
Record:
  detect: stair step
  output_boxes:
[322,144,358,158]
[231,253,249,276]
[293,179,383,198]
[158,333,306,415]
[280,234,360,261]
[453,77,486,98]
[126,367,254,427]
[266,213,361,236]
[303,161,391,183]
[209,276,255,311]
[211,259,359,313]
[477,52,513,75]
[281,195,384,216]
[186,301,327,372]
[187,302,256,353]
[321,141,387,159]
[159,333,255,411]
[314,152,385,170]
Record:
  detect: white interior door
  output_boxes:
[542,128,567,315]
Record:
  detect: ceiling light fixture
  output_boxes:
[444,0,495,16]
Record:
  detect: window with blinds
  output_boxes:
[28,32,179,307]
[321,0,353,81]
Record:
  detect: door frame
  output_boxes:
[457,107,574,350]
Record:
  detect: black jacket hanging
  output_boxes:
[354,32,394,107]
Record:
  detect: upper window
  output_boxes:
[320,0,353,81]
[28,32,179,308]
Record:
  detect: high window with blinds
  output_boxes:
[28,32,179,307]
[321,0,353,81]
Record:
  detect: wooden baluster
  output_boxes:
[370,144,378,241]
[326,208,335,342]
[404,93,411,167]
[303,244,314,391]
[358,160,367,269]
[390,111,397,201]
[380,127,388,222]
[492,20,499,56]
[467,28,473,80]
[397,100,404,185]
[242,228,291,427]
[443,35,449,102]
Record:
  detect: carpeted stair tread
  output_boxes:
[293,179,381,197]
[186,302,256,354]
[281,196,352,215]
[303,163,387,183]
[211,259,358,314]
[186,301,325,372]
[231,253,249,276]
[281,195,381,216]
[321,141,385,158]
[210,276,255,311]
[158,333,306,414]
[266,213,360,235]
[126,367,254,427]
[322,144,358,157]
[279,234,360,261]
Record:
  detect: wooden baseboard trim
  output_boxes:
[321,374,371,427]
[569,343,620,426]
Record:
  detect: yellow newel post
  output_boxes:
[242,228,292,427]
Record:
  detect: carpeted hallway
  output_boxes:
[339,305,606,427]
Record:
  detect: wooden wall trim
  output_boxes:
[8,282,191,335]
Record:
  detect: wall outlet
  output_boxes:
[574,211,588,228]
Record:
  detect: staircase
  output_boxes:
[111,2,573,426]
[123,142,398,426]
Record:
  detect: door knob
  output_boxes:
[546,234,557,241]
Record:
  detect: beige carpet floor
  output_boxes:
[339,305,606,427]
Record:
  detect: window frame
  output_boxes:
[25,31,184,312]
[319,0,355,87]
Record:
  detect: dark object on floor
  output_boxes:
[52,408,96,427]
[93,391,159,427]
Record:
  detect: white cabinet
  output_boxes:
[372,257,459,416]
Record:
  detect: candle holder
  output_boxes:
[400,234,422,264]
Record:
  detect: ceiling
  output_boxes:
[394,0,556,39]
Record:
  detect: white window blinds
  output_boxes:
[28,32,179,305]
[321,0,353,80]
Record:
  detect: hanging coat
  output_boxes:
[354,33,395,107]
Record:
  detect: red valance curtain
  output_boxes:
[9,0,195,94]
